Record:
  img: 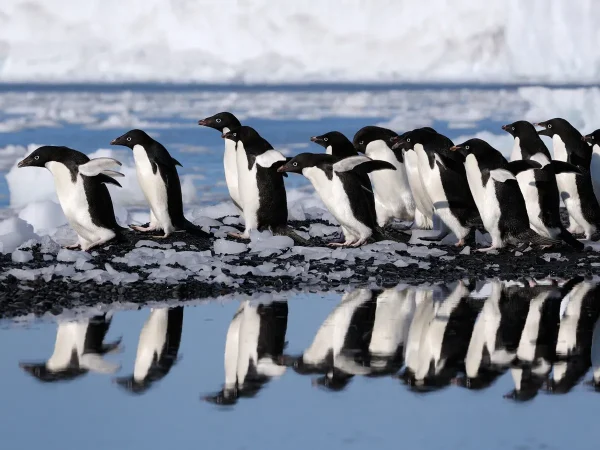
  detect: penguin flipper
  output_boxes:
[506,160,542,176]
[172,157,183,167]
[96,174,122,188]
[557,227,585,251]
[333,156,396,175]
[550,161,583,175]
[79,157,122,176]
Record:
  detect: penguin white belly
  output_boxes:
[404,150,433,222]
[46,322,86,371]
[365,141,415,225]
[224,304,244,387]
[464,155,501,245]
[591,144,600,203]
[555,283,588,357]
[591,315,600,384]
[516,294,546,363]
[134,308,168,381]
[516,170,546,235]
[331,290,372,358]
[509,138,522,162]
[133,145,173,233]
[47,162,108,245]
[223,136,241,210]
[237,302,261,384]
[236,144,260,236]
[369,288,415,358]
[417,149,469,239]
[303,167,371,243]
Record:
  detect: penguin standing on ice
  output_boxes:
[115,307,184,394]
[278,153,395,246]
[18,146,125,250]
[353,126,416,227]
[502,120,583,250]
[198,112,243,211]
[583,129,600,204]
[392,128,480,246]
[110,129,210,239]
[450,139,560,251]
[20,314,121,382]
[536,118,600,239]
[222,126,296,240]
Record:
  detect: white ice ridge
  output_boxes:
[0,0,599,84]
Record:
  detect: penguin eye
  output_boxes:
[233,133,237,137]
[547,124,552,129]
[216,118,221,123]
[359,141,364,145]
[292,162,298,167]
[324,137,328,142]
[511,126,515,131]
[407,138,411,143]
[34,156,39,160]
[126,137,132,142]
[465,145,470,150]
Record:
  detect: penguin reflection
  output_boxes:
[20,314,121,382]
[204,300,288,405]
[115,306,183,394]
[282,287,416,391]
[589,313,600,391]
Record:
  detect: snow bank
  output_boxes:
[0,217,38,253]
[0,0,598,84]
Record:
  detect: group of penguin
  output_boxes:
[17,112,600,252]
[19,278,600,402]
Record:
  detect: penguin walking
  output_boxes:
[352,126,416,227]
[392,128,481,246]
[583,129,600,204]
[536,118,600,239]
[20,314,121,382]
[503,121,583,250]
[110,130,209,238]
[278,153,395,246]
[205,301,288,405]
[450,139,560,251]
[18,146,125,250]
[221,126,294,240]
[115,307,183,394]
[198,112,243,211]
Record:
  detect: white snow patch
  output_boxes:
[0,217,38,254]
[214,239,247,255]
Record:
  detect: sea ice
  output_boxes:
[0,217,38,254]
[11,249,33,263]
[213,239,247,255]
[18,200,68,233]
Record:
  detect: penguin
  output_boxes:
[309,131,359,158]
[352,126,416,227]
[221,126,292,240]
[401,287,435,384]
[17,146,125,251]
[205,301,288,405]
[278,153,396,246]
[115,307,183,394]
[392,128,481,246]
[547,279,600,394]
[502,120,584,250]
[450,139,560,251]
[198,112,243,211]
[110,129,210,239]
[583,129,600,204]
[536,118,600,239]
[589,312,600,392]
[20,314,121,382]
[410,281,482,391]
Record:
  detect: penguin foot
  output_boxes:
[455,239,465,247]
[152,234,170,239]
[64,243,81,250]
[477,246,500,253]
[328,241,354,247]
[130,224,157,232]
[228,232,249,240]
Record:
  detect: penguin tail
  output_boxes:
[272,226,312,246]
[557,227,585,251]
[513,229,562,247]
[179,219,212,238]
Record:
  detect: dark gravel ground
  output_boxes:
[0,215,598,320]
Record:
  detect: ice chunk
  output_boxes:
[57,249,92,262]
[248,230,294,253]
[12,250,33,263]
[214,239,247,255]
[407,246,447,258]
[459,246,471,255]
[0,217,39,254]
[6,268,36,281]
[18,200,68,233]
[308,223,339,237]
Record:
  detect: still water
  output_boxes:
[1,278,599,450]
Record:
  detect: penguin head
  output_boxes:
[221,125,259,143]
[502,120,537,138]
[277,153,330,174]
[352,126,398,153]
[390,127,437,151]
[198,112,241,133]
[583,129,600,145]
[450,138,498,161]
[17,146,80,169]
[110,129,153,149]
[535,118,575,138]
[310,131,357,157]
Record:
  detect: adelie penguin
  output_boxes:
[450,138,561,251]
[110,129,210,239]
[198,112,243,211]
[18,146,126,250]
[222,126,305,242]
[503,120,584,250]
[278,154,396,246]
[392,128,481,246]
[583,129,600,204]
[352,126,416,228]
[536,118,600,239]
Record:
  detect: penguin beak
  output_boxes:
[277,165,288,173]
[309,136,320,143]
[449,145,461,152]
[198,118,208,126]
[391,139,406,150]
[17,159,27,168]
[109,138,119,145]
[534,123,551,136]
[583,135,593,143]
